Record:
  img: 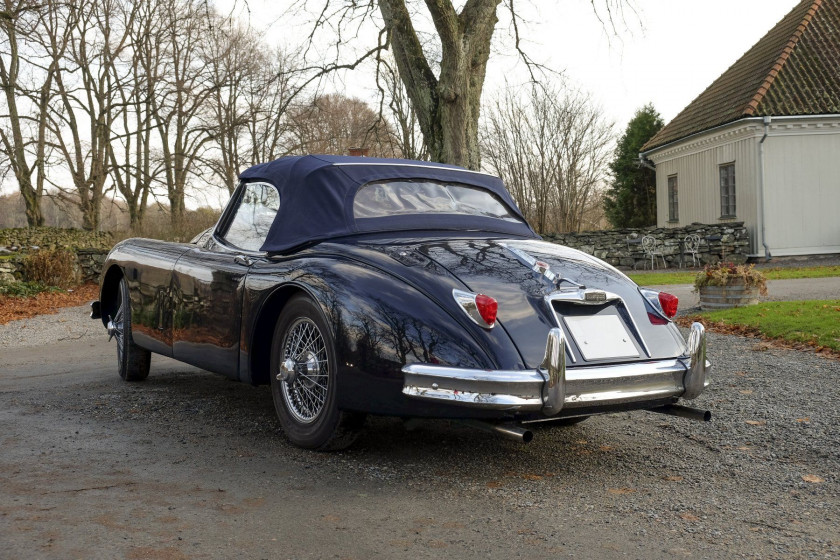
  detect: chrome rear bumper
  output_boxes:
[402,323,711,414]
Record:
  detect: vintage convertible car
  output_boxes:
[92,155,711,449]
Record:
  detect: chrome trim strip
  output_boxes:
[402,366,545,411]
[402,386,543,410]
[333,162,494,176]
[547,288,621,305]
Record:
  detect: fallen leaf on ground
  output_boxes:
[796,417,810,423]
[802,474,824,483]
[0,284,98,325]
[522,474,543,481]
[745,420,766,426]
[599,445,613,451]
[607,487,636,495]
[679,513,700,522]
[663,475,684,482]
[739,390,754,395]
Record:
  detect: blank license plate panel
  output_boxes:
[564,315,639,361]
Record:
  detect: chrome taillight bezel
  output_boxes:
[639,288,673,322]
[452,289,496,329]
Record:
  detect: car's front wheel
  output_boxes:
[109,276,151,381]
[270,295,364,450]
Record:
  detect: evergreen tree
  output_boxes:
[603,104,664,228]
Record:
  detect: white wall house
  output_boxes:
[641,0,840,258]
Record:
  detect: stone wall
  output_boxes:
[0,224,751,284]
[0,226,112,252]
[0,227,112,283]
[541,223,750,270]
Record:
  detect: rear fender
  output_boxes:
[242,257,527,415]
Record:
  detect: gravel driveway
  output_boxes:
[1,305,838,559]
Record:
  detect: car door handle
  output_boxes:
[234,255,253,267]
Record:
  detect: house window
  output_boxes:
[719,163,736,217]
[667,175,678,222]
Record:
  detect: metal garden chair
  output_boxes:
[641,235,667,270]
[684,234,701,267]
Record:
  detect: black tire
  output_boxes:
[270,295,364,450]
[111,276,151,381]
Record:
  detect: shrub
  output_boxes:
[0,281,63,297]
[22,248,78,288]
[694,262,768,295]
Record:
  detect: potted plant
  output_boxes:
[694,262,768,310]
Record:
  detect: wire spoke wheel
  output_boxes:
[270,295,365,450]
[280,318,329,423]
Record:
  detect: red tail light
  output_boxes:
[647,312,669,325]
[475,294,498,326]
[453,290,498,329]
[658,292,679,318]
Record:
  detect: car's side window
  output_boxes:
[222,182,280,251]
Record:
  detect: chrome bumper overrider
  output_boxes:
[401,323,711,414]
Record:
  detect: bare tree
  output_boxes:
[288,93,398,157]
[377,56,426,160]
[144,0,216,228]
[297,0,632,169]
[482,83,613,233]
[0,0,61,226]
[107,0,163,230]
[202,14,261,193]
[241,47,301,169]
[36,0,135,231]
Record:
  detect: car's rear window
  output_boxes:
[353,180,522,222]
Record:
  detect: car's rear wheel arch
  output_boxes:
[249,284,316,386]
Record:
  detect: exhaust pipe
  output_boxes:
[648,404,711,422]
[462,420,534,443]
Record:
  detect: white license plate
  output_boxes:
[563,315,639,361]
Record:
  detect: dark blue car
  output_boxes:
[92,155,711,450]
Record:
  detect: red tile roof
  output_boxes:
[643,0,840,152]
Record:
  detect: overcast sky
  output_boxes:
[226,0,799,128]
[1,1,801,205]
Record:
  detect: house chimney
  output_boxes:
[347,147,369,157]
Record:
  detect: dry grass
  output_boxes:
[22,248,79,287]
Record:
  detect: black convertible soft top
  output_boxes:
[238,155,538,253]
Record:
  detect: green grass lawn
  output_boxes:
[629,265,840,287]
[692,300,840,352]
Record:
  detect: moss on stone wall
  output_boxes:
[0,227,112,252]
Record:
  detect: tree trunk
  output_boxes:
[379,0,500,170]
[0,1,47,226]
[20,185,45,227]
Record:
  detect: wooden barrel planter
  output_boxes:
[699,281,761,310]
